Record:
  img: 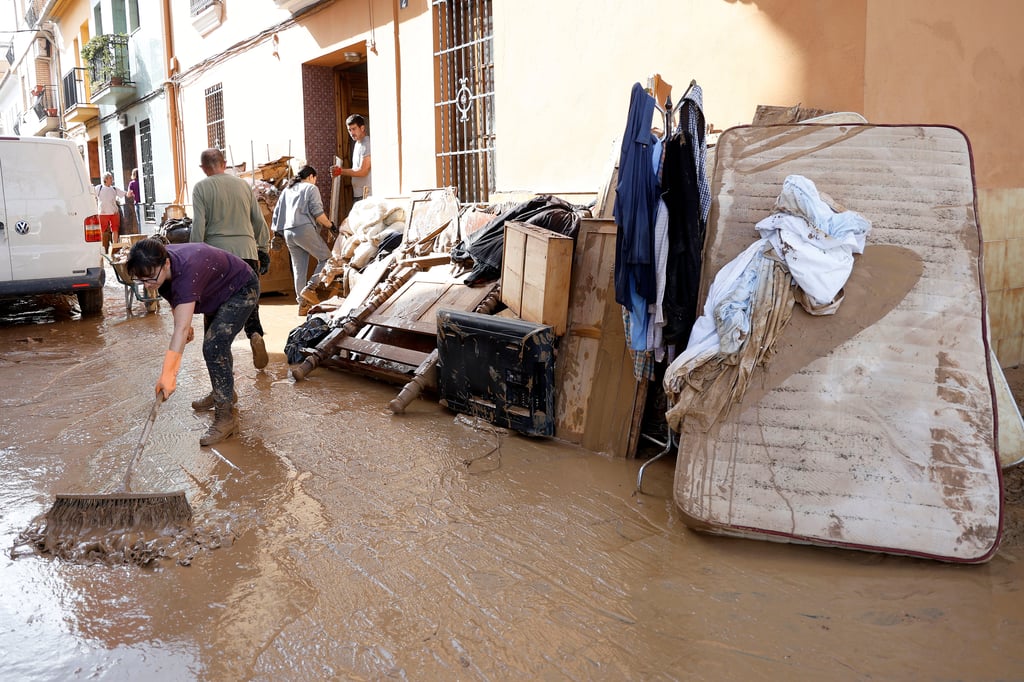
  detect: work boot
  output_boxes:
[200,403,238,446]
[250,332,269,369]
[298,288,321,307]
[191,390,238,411]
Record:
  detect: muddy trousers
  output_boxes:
[203,259,264,339]
[202,271,260,405]
[241,258,265,339]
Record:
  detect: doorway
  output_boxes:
[335,60,369,223]
[302,45,369,225]
[87,139,100,185]
[119,126,140,234]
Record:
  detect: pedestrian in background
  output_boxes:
[95,172,125,253]
[189,148,272,375]
[272,165,335,315]
[128,168,142,228]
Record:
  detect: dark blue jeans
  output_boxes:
[203,271,259,405]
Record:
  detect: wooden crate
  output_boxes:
[120,233,149,246]
[500,220,573,335]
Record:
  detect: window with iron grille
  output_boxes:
[433,0,494,203]
[140,118,155,223]
[205,83,224,149]
[102,133,113,176]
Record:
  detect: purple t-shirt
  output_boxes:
[160,243,253,314]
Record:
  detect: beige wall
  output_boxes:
[393,2,441,197]
[165,0,1024,364]
[493,0,867,192]
[864,0,1024,367]
[489,0,1024,365]
[864,0,1023,189]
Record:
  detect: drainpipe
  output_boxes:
[161,0,184,204]
[392,0,402,194]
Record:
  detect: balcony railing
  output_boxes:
[86,34,132,91]
[191,0,219,16]
[32,85,59,119]
[63,67,89,110]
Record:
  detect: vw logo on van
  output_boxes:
[15,220,29,235]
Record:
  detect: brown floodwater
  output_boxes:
[1,271,1023,680]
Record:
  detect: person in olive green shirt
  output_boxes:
[190,148,272,378]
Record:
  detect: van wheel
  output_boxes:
[77,289,103,315]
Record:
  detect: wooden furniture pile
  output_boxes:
[290,191,646,459]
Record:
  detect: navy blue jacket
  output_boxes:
[613,82,660,308]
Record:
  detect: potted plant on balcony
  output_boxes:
[80,33,127,87]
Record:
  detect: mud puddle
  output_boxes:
[1,271,1023,679]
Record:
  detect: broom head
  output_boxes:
[47,491,193,535]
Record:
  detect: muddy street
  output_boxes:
[1,273,1023,680]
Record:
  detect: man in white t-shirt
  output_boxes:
[332,114,371,201]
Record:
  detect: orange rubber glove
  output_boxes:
[331,165,343,177]
[156,350,182,399]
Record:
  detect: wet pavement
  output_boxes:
[1,267,1024,680]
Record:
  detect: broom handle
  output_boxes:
[120,394,163,491]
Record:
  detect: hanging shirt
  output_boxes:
[680,84,710,225]
[613,82,660,309]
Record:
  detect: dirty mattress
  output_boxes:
[669,124,1001,563]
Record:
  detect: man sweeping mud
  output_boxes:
[126,238,259,446]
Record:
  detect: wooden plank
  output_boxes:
[364,315,436,336]
[542,237,572,335]
[418,283,497,326]
[329,156,342,226]
[554,218,640,457]
[500,225,527,315]
[335,335,429,367]
[337,255,394,317]
[580,284,641,458]
[556,219,613,442]
[320,355,416,385]
[372,279,445,322]
[398,254,451,268]
[370,268,496,332]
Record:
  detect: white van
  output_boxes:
[0,136,105,314]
